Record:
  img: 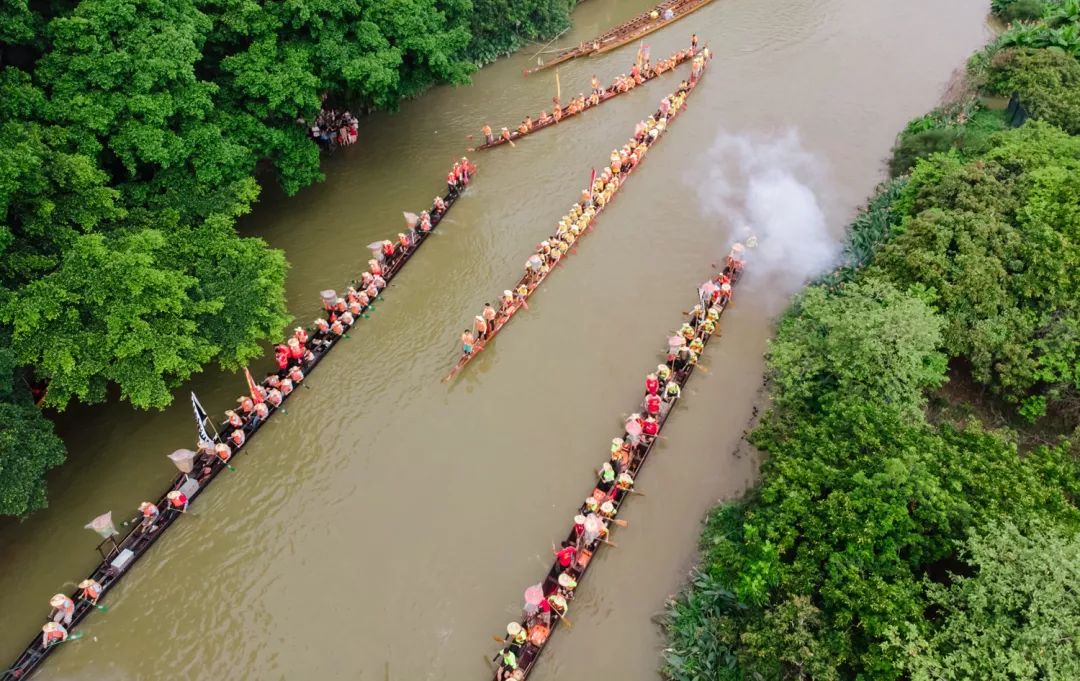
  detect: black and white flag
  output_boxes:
[190,392,214,447]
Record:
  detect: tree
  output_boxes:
[0,339,65,517]
[888,520,1080,680]
[766,280,947,419]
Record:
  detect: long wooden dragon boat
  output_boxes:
[475,46,695,151]
[525,0,715,75]
[489,258,745,681]
[0,167,477,681]
[444,57,710,383]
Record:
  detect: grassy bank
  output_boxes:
[663,3,1080,679]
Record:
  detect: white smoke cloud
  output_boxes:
[694,129,838,288]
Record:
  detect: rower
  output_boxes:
[365,282,379,299]
[398,232,410,253]
[689,304,705,327]
[482,303,497,333]
[138,501,159,531]
[419,210,432,232]
[664,380,682,402]
[289,364,305,384]
[598,461,616,488]
[267,388,283,407]
[499,290,514,316]
[657,363,672,385]
[41,622,68,649]
[166,489,189,513]
[617,471,635,491]
[524,115,533,131]
[506,620,528,647]
[558,572,578,597]
[496,648,518,681]
[673,344,692,373]
[645,392,662,419]
[474,315,489,342]
[482,123,494,144]
[584,496,600,515]
[700,317,717,338]
[645,372,659,395]
[642,415,659,443]
[79,578,103,605]
[372,273,387,290]
[433,195,446,213]
[680,322,695,341]
[230,428,245,448]
[294,326,309,345]
[461,330,475,357]
[573,514,586,539]
[237,396,254,416]
[214,442,232,465]
[538,110,550,124]
[279,378,295,396]
[599,500,616,520]
[287,337,304,366]
[381,240,396,265]
[500,127,511,142]
[517,121,528,135]
[49,593,75,625]
[224,409,243,430]
[446,168,458,194]
[591,74,601,94]
[515,284,528,303]
[689,337,704,356]
[548,592,568,619]
[553,540,577,569]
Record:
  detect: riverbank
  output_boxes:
[0,0,994,677]
[663,3,1080,678]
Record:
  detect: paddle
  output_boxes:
[600,538,619,548]
[554,610,572,628]
[46,632,85,649]
[81,599,109,612]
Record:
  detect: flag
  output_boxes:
[589,167,596,191]
[244,367,265,404]
[191,392,214,448]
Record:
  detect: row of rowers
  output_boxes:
[481,38,703,143]
[461,85,690,355]
[494,274,735,680]
[494,359,701,679]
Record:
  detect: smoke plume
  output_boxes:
[693,129,838,289]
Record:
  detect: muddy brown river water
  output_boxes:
[0,1,992,678]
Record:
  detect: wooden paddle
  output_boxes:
[554,610,572,628]
[600,538,619,548]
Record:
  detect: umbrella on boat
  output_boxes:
[524,584,544,606]
[625,417,642,437]
[668,335,685,349]
[403,212,419,229]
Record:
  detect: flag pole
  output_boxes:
[555,69,561,103]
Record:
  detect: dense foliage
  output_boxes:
[0,0,574,515]
[665,4,1080,678]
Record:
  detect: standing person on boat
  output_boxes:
[482,124,494,144]
[498,290,515,319]
[482,303,497,334]
[49,594,75,625]
[474,315,489,342]
[691,33,698,53]
[461,330,475,357]
[79,578,103,605]
[500,127,512,144]
[591,75,601,95]
[41,622,67,649]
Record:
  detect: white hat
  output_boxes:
[558,573,576,588]
[573,514,586,525]
[166,490,183,500]
[49,594,69,608]
[585,497,599,509]
[138,501,155,511]
[504,290,512,297]
[507,621,523,636]
[600,501,615,514]
[612,438,622,446]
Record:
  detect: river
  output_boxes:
[0,1,991,678]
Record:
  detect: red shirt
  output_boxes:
[556,546,576,567]
[643,420,659,436]
[645,377,659,395]
[646,394,661,413]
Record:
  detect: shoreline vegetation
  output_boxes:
[663,2,1080,679]
[0,0,577,517]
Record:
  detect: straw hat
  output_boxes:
[49,594,69,608]
[224,409,237,418]
[42,622,62,633]
[78,579,97,589]
[166,490,183,501]
[573,514,586,525]
[558,573,576,588]
[506,621,523,637]
[503,290,512,297]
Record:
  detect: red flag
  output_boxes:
[244,367,265,404]
[589,167,596,190]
